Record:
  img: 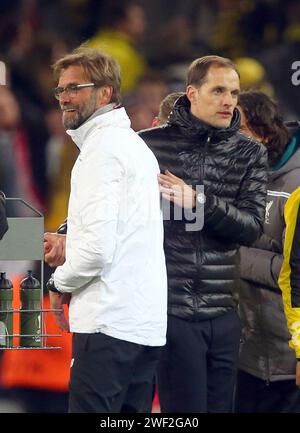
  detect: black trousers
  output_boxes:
[157,311,241,413]
[235,370,300,413]
[69,332,162,413]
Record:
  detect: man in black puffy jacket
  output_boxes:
[139,55,268,413]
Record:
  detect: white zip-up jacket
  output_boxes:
[53,107,167,346]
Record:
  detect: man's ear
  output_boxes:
[97,86,113,105]
[186,85,198,105]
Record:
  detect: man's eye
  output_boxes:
[214,88,222,94]
[67,85,78,91]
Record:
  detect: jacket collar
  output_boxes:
[168,95,240,141]
[66,106,130,150]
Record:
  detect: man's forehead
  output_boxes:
[58,65,88,84]
[203,66,240,88]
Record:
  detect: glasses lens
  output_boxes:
[53,85,75,100]
[53,87,60,99]
[53,84,95,100]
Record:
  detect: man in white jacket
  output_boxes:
[44,47,167,413]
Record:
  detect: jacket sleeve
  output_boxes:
[0,191,8,240]
[203,145,268,245]
[290,214,300,307]
[240,246,282,291]
[56,219,67,234]
[53,143,125,293]
[279,191,300,357]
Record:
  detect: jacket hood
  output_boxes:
[67,107,130,150]
[168,94,240,141]
[271,138,300,181]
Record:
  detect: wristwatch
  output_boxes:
[46,274,60,293]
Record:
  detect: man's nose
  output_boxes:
[222,92,234,107]
[59,91,71,104]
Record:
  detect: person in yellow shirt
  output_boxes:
[279,186,300,387]
[87,2,147,95]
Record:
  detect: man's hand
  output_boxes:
[44,233,66,267]
[49,291,71,332]
[158,170,196,209]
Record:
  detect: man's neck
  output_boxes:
[85,103,117,124]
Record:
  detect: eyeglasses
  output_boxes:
[53,83,95,100]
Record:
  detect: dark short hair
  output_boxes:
[238,90,289,166]
[52,46,121,103]
[187,55,239,87]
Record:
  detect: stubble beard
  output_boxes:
[62,92,98,130]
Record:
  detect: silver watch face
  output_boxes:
[197,192,206,204]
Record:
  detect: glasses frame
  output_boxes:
[53,83,96,100]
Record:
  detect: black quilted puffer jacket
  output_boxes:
[139,95,268,320]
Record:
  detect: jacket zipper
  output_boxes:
[258,292,271,385]
[197,134,211,249]
[196,135,211,303]
[200,135,210,186]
